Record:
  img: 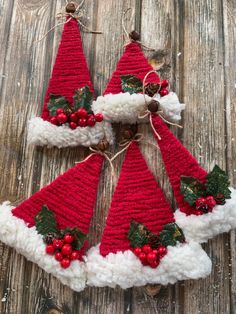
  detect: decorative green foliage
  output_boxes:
[73,86,93,113]
[128,221,149,247]
[35,205,59,236]
[60,228,87,250]
[206,165,231,199]
[128,221,185,248]
[180,176,206,206]
[47,95,70,116]
[35,206,87,250]
[121,75,143,94]
[159,223,185,247]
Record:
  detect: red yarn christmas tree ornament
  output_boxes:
[28,17,113,148]
[92,41,185,124]
[86,142,211,289]
[0,154,104,291]
[151,114,236,244]
[151,114,207,216]
[103,42,160,95]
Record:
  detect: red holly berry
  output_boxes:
[64,234,75,244]
[77,108,88,119]
[147,252,157,263]
[152,249,158,255]
[161,79,169,88]
[195,210,204,216]
[69,122,77,130]
[70,113,78,123]
[159,88,169,97]
[206,196,216,210]
[61,244,73,256]
[55,252,63,261]
[71,250,80,260]
[157,246,167,256]
[134,247,142,256]
[150,260,159,268]
[57,113,68,124]
[45,244,55,255]
[87,115,96,127]
[94,113,104,122]
[60,258,71,269]
[56,108,65,115]
[142,244,152,254]
[52,239,64,249]
[138,252,147,264]
[50,117,59,125]
[196,197,207,207]
[77,118,87,127]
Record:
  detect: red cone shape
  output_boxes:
[12,154,103,255]
[41,17,94,121]
[100,142,174,257]
[151,115,208,215]
[103,42,160,95]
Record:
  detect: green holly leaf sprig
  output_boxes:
[47,85,93,117]
[121,75,143,94]
[35,205,87,251]
[180,165,231,207]
[128,221,185,248]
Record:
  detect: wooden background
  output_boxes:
[0,0,235,313]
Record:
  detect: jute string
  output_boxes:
[34,1,101,44]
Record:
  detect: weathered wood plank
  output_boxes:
[222,0,236,313]
[181,0,231,313]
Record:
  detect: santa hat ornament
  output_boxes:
[0,153,104,292]
[86,142,211,289]
[28,3,113,148]
[151,115,236,243]
[92,30,185,126]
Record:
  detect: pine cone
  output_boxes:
[43,232,58,244]
[144,83,160,97]
[214,193,226,205]
[196,204,209,213]
[147,234,160,249]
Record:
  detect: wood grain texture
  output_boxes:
[0,0,235,313]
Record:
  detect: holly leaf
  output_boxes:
[73,86,93,113]
[180,176,206,206]
[128,221,150,247]
[121,75,143,94]
[206,165,231,199]
[35,205,59,236]
[61,228,87,250]
[47,94,70,116]
[159,223,185,247]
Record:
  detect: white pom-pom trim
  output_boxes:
[0,202,86,292]
[92,92,185,124]
[85,242,211,289]
[174,187,236,243]
[27,117,114,148]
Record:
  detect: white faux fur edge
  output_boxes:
[0,202,86,292]
[174,187,236,243]
[92,92,185,124]
[27,117,114,148]
[85,242,211,289]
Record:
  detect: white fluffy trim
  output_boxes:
[174,187,236,243]
[92,92,185,124]
[85,242,211,289]
[0,202,86,292]
[27,117,114,148]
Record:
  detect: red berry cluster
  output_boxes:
[195,196,217,215]
[133,244,167,268]
[159,79,169,97]
[45,234,81,268]
[50,108,104,130]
